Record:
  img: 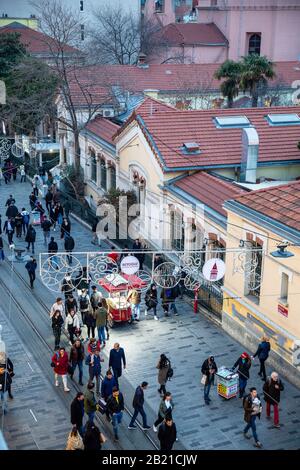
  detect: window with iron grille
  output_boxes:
[248,33,261,55]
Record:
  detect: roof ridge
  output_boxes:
[232,179,300,201]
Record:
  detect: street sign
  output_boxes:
[202,258,225,282]
[120,255,140,275]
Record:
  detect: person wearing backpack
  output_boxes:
[252,336,271,382]
[64,234,75,265]
[21,208,30,235]
[243,387,263,448]
[153,392,174,432]
[201,355,218,405]
[156,354,171,396]
[263,371,284,429]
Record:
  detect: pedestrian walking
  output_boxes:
[90,285,102,312]
[32,176,39,196]
[83,421,103,451]
[52,310,64,350]
[263,371,284,428]
[85,349,103,395]
[6,202,18,219]
[29,192,37,211]
[50,297,65,319]
[85,308,96,340]
[109,343,126,387]
[25,224,36,253]
[65,309,81,344]
[45,189,53,213]
[201,355,218,405]
[61,217,71,239]
[160,286,179,317]
[21,208,30,235]
[95,301,107,346]
[0,366,12,414]
[158,415,177,451]
[63,198,71,218]
[252,336,271,382]
[232,352,252,398]
[36,201,46,224]
[0,355,15,400]
[144,284,159,320]
[127,288,141,321]
[64,234,75,265]
[25,256,37,289]
[79,288,91,328]
[20,164,26,183]
[14,212,23,238]
[3,217,15,245]
[87,338,101,354]
[5,195,15,207]
[75,267,91,296]
[71,392,85,436]
[51,347,70,392]
[106,387,125,441]
[0,236,4,262]
[49,202,56,230]
[61,273,75,299]
[55,202,64,226]
[66,425,84,451]
[91,218,100,246]
[84,381,97,424]
[157,354,171,396]
[101,370,117,421]
[70,339,85,386]
[128,382,151,430]
[41,215,52,245]
[243,387,263,448]
[153,392,174,432]
[48,236,58,269]
[65,294,78,315]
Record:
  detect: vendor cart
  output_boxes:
[99,273,147,327]
[216,367,239,399]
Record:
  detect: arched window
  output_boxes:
[90,151,97,183]
[111,165,116,189]
[100,159,107,190]
[248,34,261,55]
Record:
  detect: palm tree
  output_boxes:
[239,55,276,107]
[214,60,242,108]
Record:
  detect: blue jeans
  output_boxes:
[72,360,83,383]
[0,249,4,261]
[239,377,248,398]
[204,376,214,402]
[131,304,140,320]
[0,391,8,412]
[112,411,123,438]
[244,415,258,442]
[129,406,148,427]
[98,326,106,343]
[170,302,177,314]
[87,411,95,424]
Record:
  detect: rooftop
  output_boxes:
[159,22,228,46]
[85,115,120,146]
[227,180,300,234]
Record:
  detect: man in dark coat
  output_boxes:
[5,195,15,207]
[3,218,15,244]
[263,371,284,428]
[70,392,85,436]
[106,387,125,441]
[201,355,218,405]
[252,336,271,382]
[45,189,53,213]
[128,382,151,430]
[158,415,177,451]
[243,387,263,448]
[25,224,36,253]
[109,343,126,387]
[41,215,52,245]
[25,256,37,288]
[64,234,75,265]
[6,203,18,219]
[233,352,252,398]
[101,369,117,421]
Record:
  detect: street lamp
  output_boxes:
[270,241,294,258]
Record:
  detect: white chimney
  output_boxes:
[240,127,259,183]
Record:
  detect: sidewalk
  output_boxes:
[1,179,300,450]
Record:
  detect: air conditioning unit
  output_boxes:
[102,109,115,118]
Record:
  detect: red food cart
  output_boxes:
[99,273,147,327]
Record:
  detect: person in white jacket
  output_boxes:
[65,309,80,345]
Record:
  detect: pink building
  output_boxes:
[144,0,300,63]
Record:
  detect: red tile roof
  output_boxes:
[160,22,228,46]
[60,61,300,107]
[117,105,300,170]
[85,115,120,145]
[228,180,300,233]
[0,22,78,55]
[173,172,247,217]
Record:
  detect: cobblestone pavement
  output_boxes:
[1,179,300,450]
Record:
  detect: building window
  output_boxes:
[80,24,84,41]
[101,159,107,190]
[171,211,184,251]
[280,273,289,304]
[155,0,164,13]
[90,151,97,183]
[248,33,261,55]
[111,166,116,190]
[80,1,83,11]
[245,241,263,301]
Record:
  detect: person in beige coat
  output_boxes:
[66,426,84,450]
[157,354,171,396]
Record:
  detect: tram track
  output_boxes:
[1,257,159,451]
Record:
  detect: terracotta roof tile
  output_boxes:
[160,22,228,46]
[229,180,300,232]
[173,172,248,216]
[85,115,119,145]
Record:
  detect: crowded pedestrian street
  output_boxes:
[1,178,300,451]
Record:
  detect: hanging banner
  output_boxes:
[202,258,226,282]
[120,255,140,275]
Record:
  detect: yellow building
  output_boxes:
[0,17,39,29]
[223,181,300,387]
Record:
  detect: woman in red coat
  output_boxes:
[51,347,70,392]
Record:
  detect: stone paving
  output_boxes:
[1,178,300,450]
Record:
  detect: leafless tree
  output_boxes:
[171,70,216,110]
